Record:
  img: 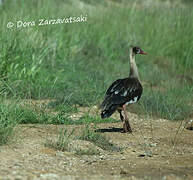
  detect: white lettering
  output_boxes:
[15,15,87,29]
[17,20,35,28]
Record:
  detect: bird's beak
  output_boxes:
[140,50,147,55]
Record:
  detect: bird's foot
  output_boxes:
[122,121,132,133]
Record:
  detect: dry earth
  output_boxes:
[0,111,193,180]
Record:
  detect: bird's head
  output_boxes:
[131,46,147,55]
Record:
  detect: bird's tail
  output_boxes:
[101,105,118,119]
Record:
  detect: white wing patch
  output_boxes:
[126,96,138,105]
[110,84,118,92]
[130,86,136,93]
[120,90,128,97]
[123,90,127,96]
[115,90,119,94]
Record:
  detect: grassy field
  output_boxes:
[0,0,193,144]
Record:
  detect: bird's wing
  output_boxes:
[105,79,124,96]
[101,78,143,110]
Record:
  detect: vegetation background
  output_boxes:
[0,0,193,144]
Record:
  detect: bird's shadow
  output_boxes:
[95,127,123,133]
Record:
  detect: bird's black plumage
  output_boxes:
[100,46,147,133]
[101,77,143,119]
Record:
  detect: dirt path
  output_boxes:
[0,113,193,180]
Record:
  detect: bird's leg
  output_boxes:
[122,105,132,133]
[118,109,124,122]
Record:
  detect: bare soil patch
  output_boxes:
[0,112,193,180]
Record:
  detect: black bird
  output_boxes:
[100,46,147,133]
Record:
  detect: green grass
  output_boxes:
[48,101,79,114]
[74,147,100,156]
[76,115,118,124]
[78,125,121,152]
[139,87,193,120]
[50,113,118,125]
[45,128,75,152]
[0,0,192,134]
[45,126,115,155]
[0,102,22,145]
[19,108,51,124]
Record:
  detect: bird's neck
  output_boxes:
[129,49,140,80]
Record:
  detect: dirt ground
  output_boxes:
[0,111,193,180]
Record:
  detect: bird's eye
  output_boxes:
[136,49,141,54]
